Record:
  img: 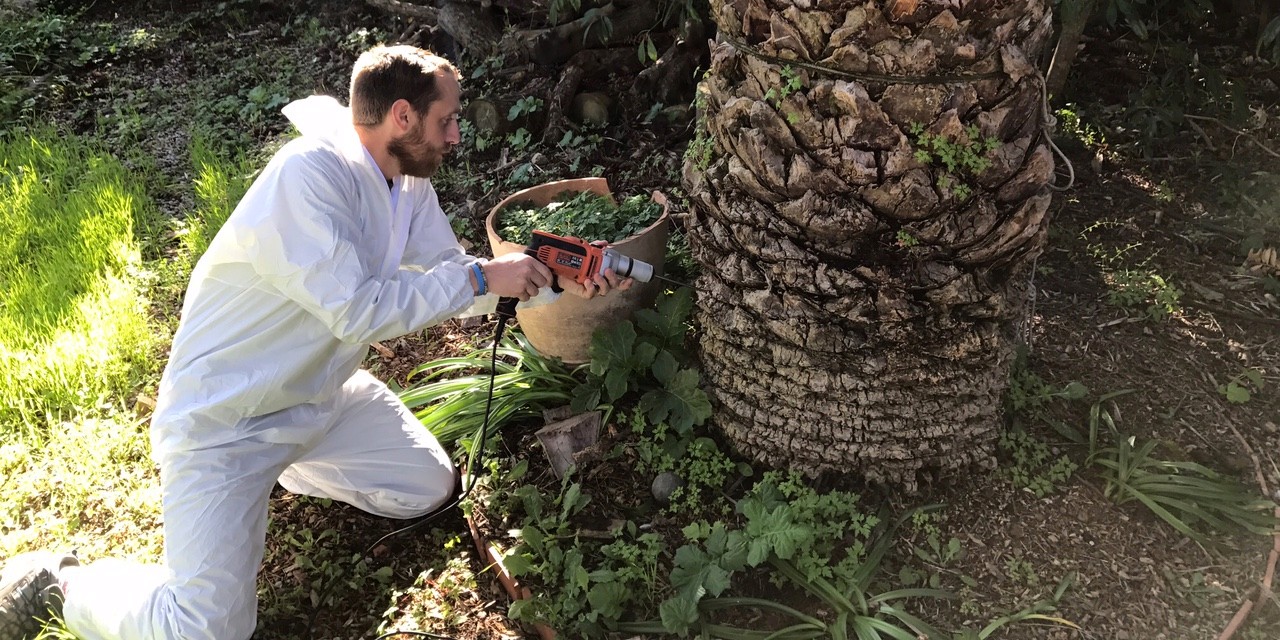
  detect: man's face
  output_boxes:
[389,70,462,179]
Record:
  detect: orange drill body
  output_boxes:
[496,230,655,318]
[528,230,606,284]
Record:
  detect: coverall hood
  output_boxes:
[283,95,356,144]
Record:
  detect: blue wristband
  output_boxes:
[470,262,487,296]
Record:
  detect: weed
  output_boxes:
[571,288,711,432]
[664,225,698,284]
[397,331,577,448]
[501,473,662,637]
[633,417,738,516]
[1003,554,1040,588]
[378,544,478,633]
[1217,368,1263,404]
[0,414,162,560]
[557,128,602,174]
[505,127,532,152]
[903,510,969,590]
[458,118,495,153]
[498,189,664,246]
[1005,349,1089,414]
[683,92,716,172]
[1159,566,1225,610]
[261,512,395,623]
[1019,384,1277,545]
[999,430,1078,498]
[1105,269,1183,320]
[1091,434,1279,546]
[339,26,389,57]
[0,8,152,130]
[1055,105,1108,152]
[763,65,803,124]
[910,122,999,200]
[955,573,1078,639]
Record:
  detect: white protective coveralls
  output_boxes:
[60,96,554,640]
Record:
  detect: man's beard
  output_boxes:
[388,122,443,178]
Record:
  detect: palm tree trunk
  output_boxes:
[683,0,1055,490]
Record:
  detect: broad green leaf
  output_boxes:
[508,597,535,620]
[717,529,750,571]
[745,504,812,563]
[1225,383,1250,404]
[636,288,694,345]
[703,563,732,597]
[503,552,535,577]
[651,349,678,384]
[604,367,630,401]
[588,581,629,620]
[571,381,601,412]
[633,340,659,370]
[561,482,587,520]
[659,595,699,635]
[639,368,711,432]
[589,320,637,376]
[1062,381,1089,400]
[572,564,591,592]
[683,521,712,541]
[521,526,545,555]
[589,568,617,582]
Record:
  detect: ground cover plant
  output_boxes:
[1,1,1279,640]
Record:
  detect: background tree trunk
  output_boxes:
[683,0,1055,490]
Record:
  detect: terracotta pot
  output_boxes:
[485,177,670,364]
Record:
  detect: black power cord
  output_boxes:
[304,308,516,640]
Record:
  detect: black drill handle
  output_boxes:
[494,238,562,319]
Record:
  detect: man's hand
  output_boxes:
[560,268,634,300]
[482,253,553,301]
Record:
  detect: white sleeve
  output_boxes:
[403,183,560,317]
[235,150,477,343]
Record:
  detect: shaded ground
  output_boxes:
[15,2,1280,639]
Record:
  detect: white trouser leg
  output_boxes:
[278,370,457,519]
[63,425,298,640]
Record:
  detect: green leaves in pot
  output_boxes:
[500,190,663,245]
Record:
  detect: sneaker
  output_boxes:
[0,552,79,640]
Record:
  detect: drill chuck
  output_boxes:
[600,248,653,283]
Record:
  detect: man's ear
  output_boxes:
[388,99,415,132]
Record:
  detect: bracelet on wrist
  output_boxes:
[470,261,488,296]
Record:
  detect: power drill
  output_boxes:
[496,230,655,318]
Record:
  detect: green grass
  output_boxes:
[0,131,160,434]
[180,137,256,268]
[0,131,253,568]
[0,414,162,560]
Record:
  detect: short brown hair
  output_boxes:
[349,45,460,127]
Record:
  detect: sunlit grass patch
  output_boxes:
[0,131,160,435]
[0,412,162,562]
[177,136,255,267]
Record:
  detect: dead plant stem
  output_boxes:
[1184,114,1280,161]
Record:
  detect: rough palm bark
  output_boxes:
[682,0,1055,490]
